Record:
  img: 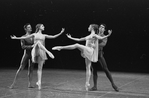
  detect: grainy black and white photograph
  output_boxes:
[0,0,149,98]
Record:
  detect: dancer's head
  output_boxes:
[88,24,99,34]
[24,23,32,33]
[35,24,45,33]
[99,24,106,36]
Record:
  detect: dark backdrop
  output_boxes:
[1,0,149,73]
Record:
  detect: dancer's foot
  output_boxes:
[9,84,14,89]
[85,82,90,91]
[9,82,16,89]
[28,83,34,88]
[52,46,62,51]
[47,52,54,59]
[112,84,119,92]
[28,85,34,88]
[89,86,97,91]
[36,82,41,90]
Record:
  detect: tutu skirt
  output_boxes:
[32,43,47,63]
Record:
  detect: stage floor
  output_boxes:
[0,69,149,98]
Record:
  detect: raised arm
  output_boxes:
[66,34,87,41]
[45,28,65,39]
[11,34,34,40]
[94,30,112,39]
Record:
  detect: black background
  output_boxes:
[1,0,149,73]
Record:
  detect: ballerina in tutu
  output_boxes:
[52,24,112,90]
[11,24,64,89]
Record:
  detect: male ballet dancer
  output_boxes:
[10,23,35,88]
[89,24,119,92]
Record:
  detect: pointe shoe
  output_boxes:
[51,55,55,59]
[52,46,61,51]
[36,82,41,90]
[47,52,55,59]
[85,83,90,91]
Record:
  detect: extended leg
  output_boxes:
[52,43,79,50]
[37,41,54,59]
[9,52,28,88]
[52,43,91,54]
[99,52,119,92]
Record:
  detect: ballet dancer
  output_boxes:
[11,24,64,89]
[52,24,111,90]
[10,23,35,88]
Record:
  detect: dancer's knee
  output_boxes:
[86,71,91,76]
[38,66,42,71]
[75,43,80,47]
[86,68,91,75]
[101,63,108,71]
[38,62,44,70]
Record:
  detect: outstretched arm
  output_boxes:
[95,30,112,39]
[11,34,34,40]
[66,34,87,41]
[45,28,65,39]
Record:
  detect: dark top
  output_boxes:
[98,38,108,51]
[21,35,34,54]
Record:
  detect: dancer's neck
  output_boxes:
[26,31,31,35]
[37,30,42,34]
[91,30,95,35]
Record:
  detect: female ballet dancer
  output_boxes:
[52,24,112,90]
[11,24,64,89]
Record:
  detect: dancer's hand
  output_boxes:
[108,30,112,35]
[66,34,72,38]
[10,35,17,39]
[61,28,65,33]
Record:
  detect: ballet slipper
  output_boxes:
[36,82,41,90]
[85,82,90,91]
[52,46,62,51]
[47,52,55,59]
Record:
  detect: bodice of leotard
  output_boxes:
[86,37,97,48]
[34,33,45,45]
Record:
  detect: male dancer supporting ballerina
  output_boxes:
[10,23,34,88]
[89,24,119,92]
[52,24,111,90]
